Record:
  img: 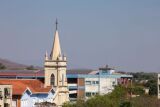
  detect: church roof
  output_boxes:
[0,79,52,95]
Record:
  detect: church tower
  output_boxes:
[44,20,69,105]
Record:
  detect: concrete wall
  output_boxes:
[99,78,117,94]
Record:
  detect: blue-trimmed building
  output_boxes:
[67,66,132,100]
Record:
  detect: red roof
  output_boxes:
[0,79,52,95]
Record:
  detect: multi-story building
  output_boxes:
[67,66,132,100]
[0,85,12,107]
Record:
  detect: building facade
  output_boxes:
[67,66,132,100]
[0,85,12,107]
[0,79,56,107]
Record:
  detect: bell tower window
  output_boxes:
[51,74,55,86]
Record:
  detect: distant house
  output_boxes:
[0,80,56,107]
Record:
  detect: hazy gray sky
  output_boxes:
[0,0,160,72]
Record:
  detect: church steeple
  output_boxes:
[44,20,69,105]
[50,20,62,60]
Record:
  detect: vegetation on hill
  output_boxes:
[0,63,6,69]
[0,58,27,69]
[0,58,42,70]
[26,65,38,70]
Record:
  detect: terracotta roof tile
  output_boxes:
[0,79,52,95]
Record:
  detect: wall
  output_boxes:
[77,78,85,99]
[99,78,117,94]
[0,85,12,107]
[21,89,55,107]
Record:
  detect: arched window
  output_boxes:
[50,74,55,86]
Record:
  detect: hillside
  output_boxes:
[0,58,30,70]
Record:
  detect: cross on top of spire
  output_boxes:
[56,19,58,30]
[50,19,61,60]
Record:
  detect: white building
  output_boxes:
[67,66,133,100]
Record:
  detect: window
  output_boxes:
[112,81,116,86]
[92,81,96,84]
[4,88,10,98]
[95,81,99,84]
[91,81,99,85]
[4,103,9,107]
[50,74,55,86]
[86,92,91,97]
[0,89,2,99]
[69,93,77,98]
[85,81,91,85]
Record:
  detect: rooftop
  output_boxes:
[0,79,52,95]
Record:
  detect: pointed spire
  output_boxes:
[50,20,62,60]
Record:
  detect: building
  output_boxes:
[0,20,69,107]
[0,80,54,107]
[44,20,69,105]
[0,67,132,101]
[0,66,132,102]
[67,66,132,100]
[158,74,160,99]
[0,85,12,107]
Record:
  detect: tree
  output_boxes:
[26,65,35,70]
[0,63,6,69]
[62,85,128,107]
[131,86,145,95]
[62,84,160,107]
[144,79,157,95]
